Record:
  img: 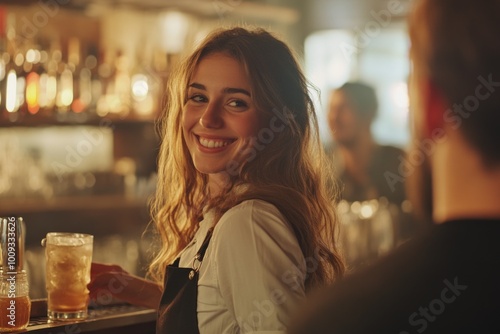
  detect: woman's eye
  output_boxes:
[189,94,206,103]
[227,99,248,108]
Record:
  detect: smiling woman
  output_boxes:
[89,26,345,334]
[182,53,263,179]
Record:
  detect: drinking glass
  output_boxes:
[42,233,93,321]
[0,271,31,332]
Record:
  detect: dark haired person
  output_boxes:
[327,82,413,264]
[326,82,406,206]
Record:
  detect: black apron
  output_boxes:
[156,228,213,334]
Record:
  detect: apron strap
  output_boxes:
[197,228,214,261]
[191,228,213,275]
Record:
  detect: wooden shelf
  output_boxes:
[0,194,149,215]
[0,112,156,128]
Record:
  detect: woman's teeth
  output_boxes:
[199,137,232,148]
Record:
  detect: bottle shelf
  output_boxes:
[0,111,156,127]
[0,194,148,215]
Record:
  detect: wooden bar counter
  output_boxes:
[24,300,156,334]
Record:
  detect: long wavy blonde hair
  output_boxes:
[149,27,345,289]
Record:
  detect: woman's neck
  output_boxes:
[208,173,229,198]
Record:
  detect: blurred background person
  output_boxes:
[326,82,406,205]
[326,82,414,268]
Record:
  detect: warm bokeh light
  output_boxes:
[6,69,17,112]
[131,74,149,101]
[58,68,73,108]
[26,72,41,114]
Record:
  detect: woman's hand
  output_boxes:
[88,262,162,310]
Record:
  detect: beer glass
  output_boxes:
[42,233,93,321]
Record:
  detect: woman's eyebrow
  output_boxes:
[224,88,251,97]
[189,83,206,90]
[188,82,251,97]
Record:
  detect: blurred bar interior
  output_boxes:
[0,0,413,298]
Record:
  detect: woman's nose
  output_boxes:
[199,103,223,129]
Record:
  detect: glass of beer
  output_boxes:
[0,271,31,332]
[42,233,93,321]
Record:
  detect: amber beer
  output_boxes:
[1,217,31,332]
[0,296,31,332]
[43,233,93,321]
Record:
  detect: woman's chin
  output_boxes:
[194,165,228,176]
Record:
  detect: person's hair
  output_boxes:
[335,82,378,123]
[409,0,500,165]
[149,27,345,290]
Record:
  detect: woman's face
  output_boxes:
[182,52,264,176]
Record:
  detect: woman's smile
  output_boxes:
[195,134,236,151]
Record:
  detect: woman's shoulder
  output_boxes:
[227,199,281,214]
[215,199,292,238]
[210,199,303,263]
[221,199,285,224]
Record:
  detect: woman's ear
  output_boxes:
[423,79,447,138]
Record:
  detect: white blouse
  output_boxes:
[178,199,306,334]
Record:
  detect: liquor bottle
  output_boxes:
[77,51,94,114]
[112,49,131,116]
[3,11,23,121]
[69,37,92,115]
[24,41,42,115]
[0,7,7,117]
[55,38,73,117]
[0,59,6,118]
[39,41,60,117]
[96,48,115,116]
[130,47,159,117]
[85,44,101,115]
[2,48,28,120]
